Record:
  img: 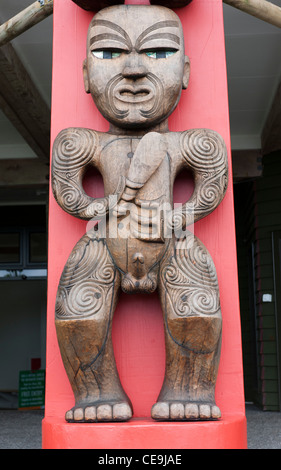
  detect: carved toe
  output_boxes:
[152,402,221,421]
[185,403,199,419]
[113,403,132,421]
[211,405,221,419]
[97,404,113,421]
[84,406,97,421]
[170,403,185,419]
[151,402,170,420]
[65,409,74,421]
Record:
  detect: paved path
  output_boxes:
[246,404,281,449]
[0,405,280,449]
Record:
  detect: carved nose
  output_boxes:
[122,65,147,79]
[122,55,147,79]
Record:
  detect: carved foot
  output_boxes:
[65,402,133,423]
[151,402,221,421]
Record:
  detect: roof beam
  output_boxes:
[71,0,281,27]
[223,0,281,28]
[262,81,281,156]
[0,158,49,186]
[0,0,53,48]
[0,42,50,162]
[0,0,280,49]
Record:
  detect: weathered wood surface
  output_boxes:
[1,0,281,51]
[52,4,228,423]
[71,0,281,29]
[1,0,280,51]
[0,0,53,48]
[224,0,281,29]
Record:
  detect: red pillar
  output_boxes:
[42,0,247,449]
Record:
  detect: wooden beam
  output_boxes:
[232,149,263,181]
[0,1,53,47]
[0,158,49,186]
[0,0,280,50]
[0,42,50,162]
[223,0,281,29]
[71,0,281,28]
[262,81,281,156]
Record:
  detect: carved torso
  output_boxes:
[52,127,227,293]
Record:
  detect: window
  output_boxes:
[0,232,21,265]
[0,227,47,279]
[28,231,47,266]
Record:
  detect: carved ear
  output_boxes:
[182,56,190,90]
[83,59,90,94]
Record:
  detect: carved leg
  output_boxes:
[152,232,222,421]
[55,228,132,422]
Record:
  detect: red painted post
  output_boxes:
[42,0,247,448]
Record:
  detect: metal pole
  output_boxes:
[0,0,53,48]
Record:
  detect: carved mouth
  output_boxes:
[116,86,152,103]
[106,73,162,121]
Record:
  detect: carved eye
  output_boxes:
[145,50,176,59]
[92,50,122,59]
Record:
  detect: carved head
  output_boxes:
[83,5,190,129]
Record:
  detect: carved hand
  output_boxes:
[112,132,167,217]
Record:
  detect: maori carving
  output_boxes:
[52,4,228,423]
[55,232,116,319]
[161,232,220,318]
[52,128,109,220]
[179,129,228,224]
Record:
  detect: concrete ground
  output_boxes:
[0,405,280,449]
[245,404,281,449]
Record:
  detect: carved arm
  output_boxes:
[173,129,228,229]
[52,128,111,220]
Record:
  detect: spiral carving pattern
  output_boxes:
[179,129,228,223]
[53,128,96,170]
[55,233,116,319]
[52,127,109,220]
[180,129,227,171]
[161,232,220,317]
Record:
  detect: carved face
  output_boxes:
[84,5,190,129]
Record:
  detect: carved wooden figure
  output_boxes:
[51,4,228,423]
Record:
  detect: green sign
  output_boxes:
[18,370,45,409]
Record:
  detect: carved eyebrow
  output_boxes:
[90,34,129,48]
[90,19,132,48]
[135,20,180,50]
[138,33,180,50]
